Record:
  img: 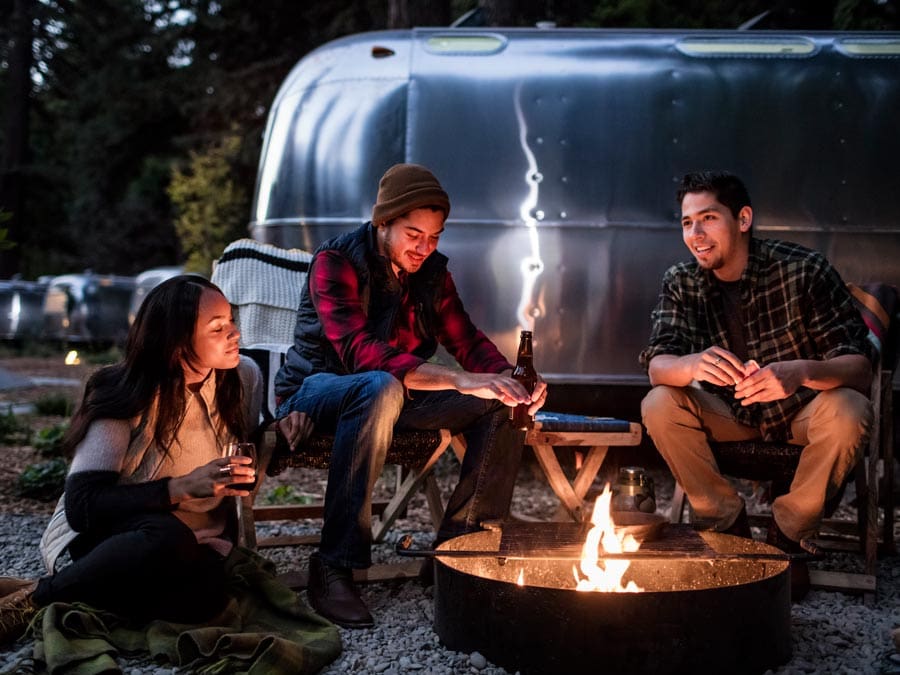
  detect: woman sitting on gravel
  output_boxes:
[0,276,337,672]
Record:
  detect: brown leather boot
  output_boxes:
[0,579,38,644]
[306,553,373,629]
[0,577,34,598]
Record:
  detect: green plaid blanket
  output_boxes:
[28,547,341,675]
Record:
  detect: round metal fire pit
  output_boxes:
[434,528,790,675]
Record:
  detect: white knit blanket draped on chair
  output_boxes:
[211,238,311,347]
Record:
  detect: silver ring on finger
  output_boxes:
[218,466,232,476]
[714,357,722,365]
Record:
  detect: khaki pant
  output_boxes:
[641,385,873,541]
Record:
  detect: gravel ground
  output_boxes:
[1,456,899,675]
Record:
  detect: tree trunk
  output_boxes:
[387,0,451,28]
[480,0,517,26]
[0,0,34,277]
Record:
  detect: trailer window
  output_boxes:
[424,34,506,55]
[676,37,815,57]
[837,38,900,57]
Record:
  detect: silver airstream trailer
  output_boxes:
[128,266,185,326]
[0,277,49,342]
[42,272,136,346]
[249,28,900,411]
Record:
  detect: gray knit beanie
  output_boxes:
[371,163,451,226]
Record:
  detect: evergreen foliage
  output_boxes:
[0,1,896,278]
[168,134,247,274]
[33,392,74,417]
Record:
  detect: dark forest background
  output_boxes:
[1,0,897,278]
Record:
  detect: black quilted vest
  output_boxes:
[274,222,448,398]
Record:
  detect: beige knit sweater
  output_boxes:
[40,356,262,572]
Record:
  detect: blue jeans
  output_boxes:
[276,371,524,568]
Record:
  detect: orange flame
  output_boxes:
[574,484,643,593]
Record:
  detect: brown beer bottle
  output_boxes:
[510,330,537,430]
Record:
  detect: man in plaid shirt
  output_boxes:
[640,171,874,599]
[274,163,547,627]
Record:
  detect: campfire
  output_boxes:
[574,484,642,593]
[430,495,792,674]
[512,484,645,592]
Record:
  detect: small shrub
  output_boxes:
[33,393,75,417]
[0,405,31,445]
[0,341,62,359]
[260,484,319,506]
[33,423,69,458]
[16,457,67,501]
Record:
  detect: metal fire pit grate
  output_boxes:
[496,520,715,559]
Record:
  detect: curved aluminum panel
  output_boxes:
[250,28,900,385]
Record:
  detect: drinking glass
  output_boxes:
[223,441,257,491]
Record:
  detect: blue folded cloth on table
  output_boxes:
[534,411,632,433]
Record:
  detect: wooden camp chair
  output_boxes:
[237,344,463,552]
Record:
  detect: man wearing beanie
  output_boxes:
[274,163,548,628]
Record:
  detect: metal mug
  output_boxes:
[611,466,656,514]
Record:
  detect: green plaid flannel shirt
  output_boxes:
[640,238,876,441]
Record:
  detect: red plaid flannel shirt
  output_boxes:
[309,250,512,383]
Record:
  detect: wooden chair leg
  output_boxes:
[669,482,687,524]
[854,460,868,553]
[863,373,882,605]
[423,472,446,530]
[450,434,467,461]
[419,432,466,530]
[880,369,895,553]
[372,430,453,542]
[865,453,879,605]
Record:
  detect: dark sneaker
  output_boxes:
[765,519,812,602]
[0,582,38,645]
[306,553,374,629]
[787,559,811,602]
[766,519,822,557]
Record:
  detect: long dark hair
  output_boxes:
[64,275,246,457]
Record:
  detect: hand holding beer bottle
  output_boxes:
[510,330,537,430]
